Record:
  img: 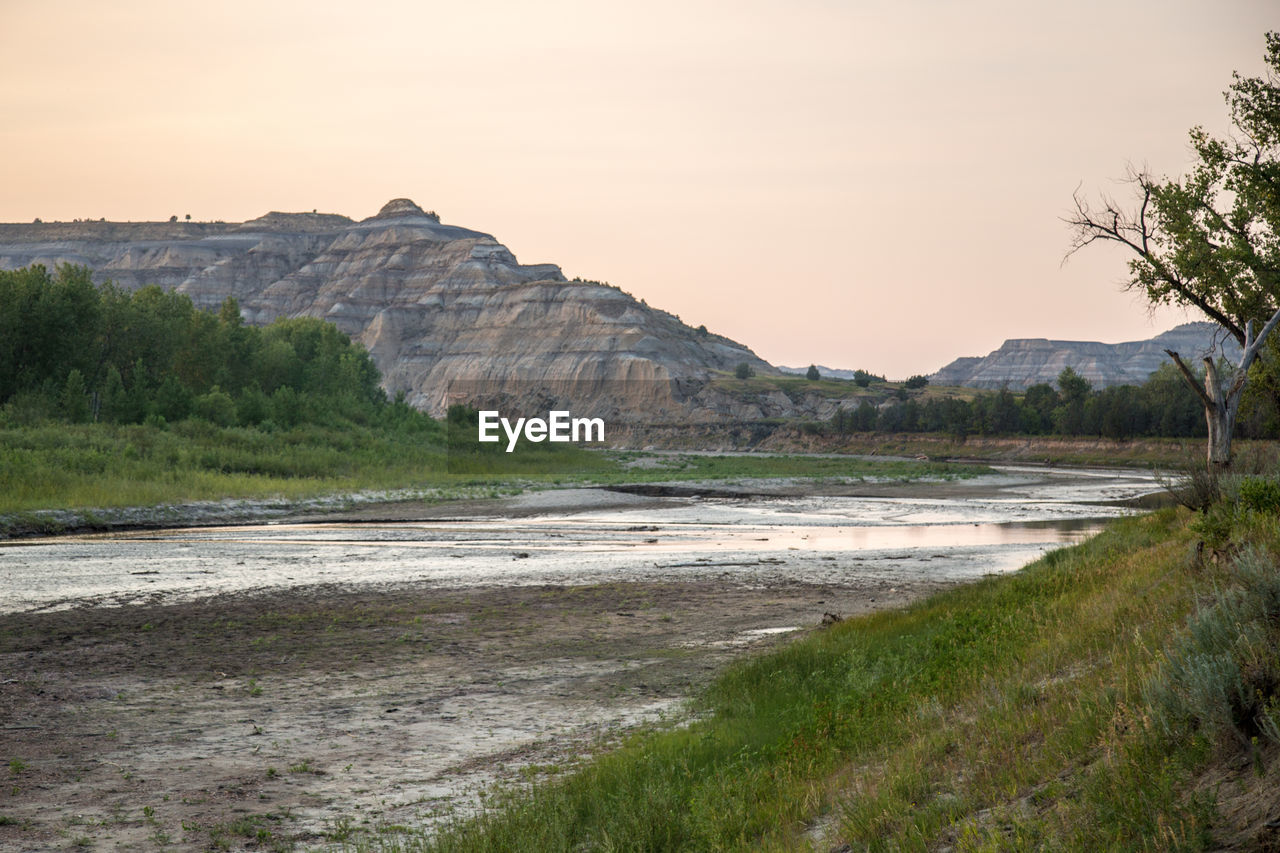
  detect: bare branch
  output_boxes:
[1066,188,1244,340]
[1233,305,1280,404]
[1165,349,1215,409]
[1250,305,1280,359]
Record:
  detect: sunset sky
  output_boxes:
[1,1,1274,377]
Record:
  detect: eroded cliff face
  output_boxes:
[0,200,773,418]
[930,323,1241,390]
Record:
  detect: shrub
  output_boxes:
[1238,477,1280,514]
[734,363,754,380]
[192,387,236,427]
[1146,547,1280,753]
[1190,502,1235,550]
[1161,461,1221,512]
[852,369,882,388]
[2,391,55,427]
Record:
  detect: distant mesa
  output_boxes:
[239,210,354,232]
[778,365,861,381]
[929,323,1242,390]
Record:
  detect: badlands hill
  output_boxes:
[0,200,773,418]
[930,323,1241,390]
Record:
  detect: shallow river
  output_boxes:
[0,465,1161,613]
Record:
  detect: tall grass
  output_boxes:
[0,421,448,512]
[0,422,987,516]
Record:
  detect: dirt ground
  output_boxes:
[0,575,948,851]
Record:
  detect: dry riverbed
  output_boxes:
[0,576,944,851]
[0,467,1157,850]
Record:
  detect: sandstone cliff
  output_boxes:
[930,323,1241,390]
[0,200,773,419]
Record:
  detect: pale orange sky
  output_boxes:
[1,0,1275,377]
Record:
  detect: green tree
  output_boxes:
[1068,33,1280,468]
[1239,348,1280,438]
[1052,367,1091,435]
[805,364,820,381]
[1056,367,1091,405]
[98,365,127,423]
[270,386,305,427]
[152,375,192,422]
[1141,363,1204,437]
[60,369,90,423]
[904,375,929,390]
[192,386,236,427]
[734,362,754,380]
[852,399,878,431]
[988,388,1021,434]
[1022,383,1059,433]
[236,385,272,426]
[0,265,100,401]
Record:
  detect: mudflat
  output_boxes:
[0,575,944,850]
[0,467,1157,849]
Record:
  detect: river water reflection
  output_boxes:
[0,466,1160,613]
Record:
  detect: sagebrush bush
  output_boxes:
[1146,546,1280,752]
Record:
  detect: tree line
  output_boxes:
[826,365,1280,440]
[0,264,425,432]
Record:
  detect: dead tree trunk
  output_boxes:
[1166,308,1280,470]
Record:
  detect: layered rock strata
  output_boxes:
[930,323,1241,390]
[0,199,773,418]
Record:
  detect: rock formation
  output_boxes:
[0,200,773,418]
[930,323,1241,390]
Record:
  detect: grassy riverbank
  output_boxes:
[343,494,1280,850]
[759,430,1235,468]
[0,420,447,512]
[0,420,988,524]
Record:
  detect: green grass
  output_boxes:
[0,420,447,512]
[0,421,988,518]
[824,431,1226,468]
[334,502,1280,851]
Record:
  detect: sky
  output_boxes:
[0,0,1275,378]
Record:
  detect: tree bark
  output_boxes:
[1165,306,1280,470]
[1203,357,1236,469]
